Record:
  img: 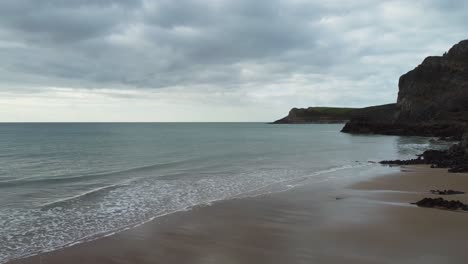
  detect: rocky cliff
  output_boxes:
[272,107,357,124]
[342,39,468,139]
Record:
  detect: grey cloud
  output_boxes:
[0,0,467,109]
[0,0,142,43]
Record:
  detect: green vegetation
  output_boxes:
[305,107,357,115]
[273,106,359,123]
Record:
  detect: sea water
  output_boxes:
[0,123,448,262]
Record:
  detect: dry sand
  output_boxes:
[9,165,468,264]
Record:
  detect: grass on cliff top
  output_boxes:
[305,107,357,115]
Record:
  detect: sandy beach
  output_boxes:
[9,165,468,264]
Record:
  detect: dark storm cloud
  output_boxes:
[0,0,467,108]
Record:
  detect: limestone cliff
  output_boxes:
[342,39,468,138]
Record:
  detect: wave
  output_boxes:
[0,158,200,188]
[38,167,228,210]
[40,184,127,210]
[41,162,370,211]
[232,162,372,198]
[4,162,376,263]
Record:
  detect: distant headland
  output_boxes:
[274,39,468,140]
[271,107,357,124]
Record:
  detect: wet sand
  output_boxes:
[10,166,468,264]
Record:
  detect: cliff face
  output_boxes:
[342,39,468,138]
[273,107,357,124]
[396,40,468,123]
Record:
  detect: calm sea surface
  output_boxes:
[0,123,446,262]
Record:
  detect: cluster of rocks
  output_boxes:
[430,189,465,195]
[412,197,468,211]
[380,142,468,173]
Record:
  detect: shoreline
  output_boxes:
[3,162,379,263]
[8,165,468,263]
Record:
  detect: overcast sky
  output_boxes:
[0,0,466,122]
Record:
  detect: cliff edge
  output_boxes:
[342,39,468,139]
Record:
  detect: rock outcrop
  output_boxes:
[412,197,468,211]
[380,140,468,172]
[430,190,464,195]
[342,40,468,139]
[272,107,357,124]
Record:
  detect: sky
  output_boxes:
[0,0,467,122]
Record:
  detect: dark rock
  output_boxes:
[462,130,468,155]
[379,141,468,173]
[430,189,465,195]
[412,197,468,211]
[380,158,425,166]
[448,166,468,173]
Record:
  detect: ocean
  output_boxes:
[0,123,447,262]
